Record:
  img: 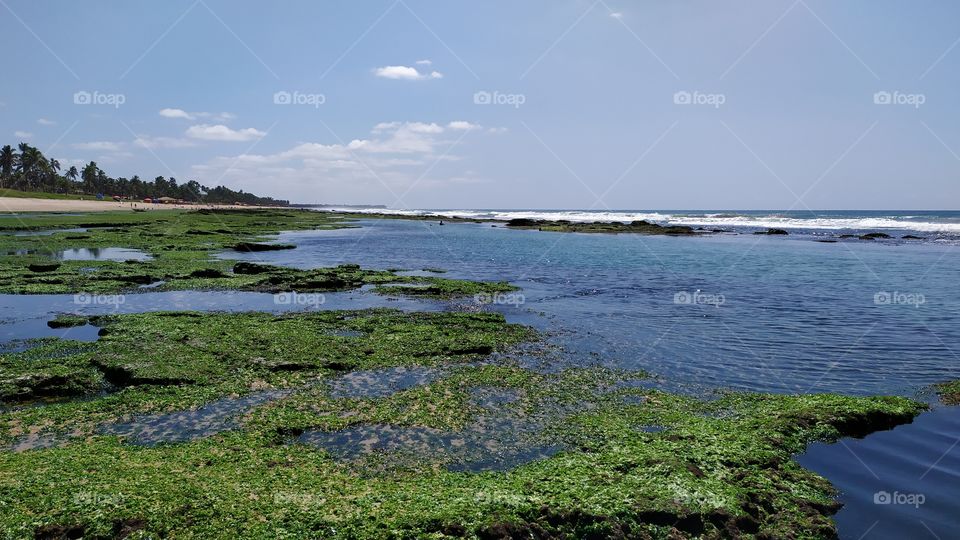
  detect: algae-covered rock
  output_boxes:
[46,315,89,329]
[27,263,60,273]
[232,242,296,252]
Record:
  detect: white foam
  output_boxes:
[315,208,960,234]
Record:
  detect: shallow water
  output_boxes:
[8,227,88,237]
[797,404,960,539]
[8,389,296,451]
[224,219,960,396]
[301,385,567,472]
[99,389,294,446]
[56,247,152,261]
[328,366,445,399]
[0,288,444,346]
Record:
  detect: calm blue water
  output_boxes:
[227,219,960,395]
[221,217,960,539]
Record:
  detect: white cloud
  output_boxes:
[37,118,56,126]
[134,136,198,149]
[192,120,480,197]
[416,59,432,65]
[185,124,266,142]
[159,108,194,120]
[373,65,443,80]
[160,108,235,122]
[73,141,124,152]
[14,131,33,139]
[448,121,480,131]
[406,122,445,134]
[610,12,623,19]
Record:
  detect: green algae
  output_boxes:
[935,380,960,405]
[0,209,514,298]
[0,309,930,539]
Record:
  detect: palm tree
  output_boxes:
[16,143,30,175]
[0,145,14,188]
[66,166,78,182]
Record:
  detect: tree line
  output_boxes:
[0,142,289,206]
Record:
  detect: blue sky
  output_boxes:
[2,0,959,209]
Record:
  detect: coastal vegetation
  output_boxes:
[0,142,288,206]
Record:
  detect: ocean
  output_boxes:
[320,208,960,236]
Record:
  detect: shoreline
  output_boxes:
[0,196,278,213]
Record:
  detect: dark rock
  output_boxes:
[754,228,788,235]
[189,268,227,278]
[112,518,147,539]
[859,232,892,240]
[92,360,192,387]
[1,372,94,402]
[232,242,296,252]
[902,234,924,240]
[33,523,86,540]
[447,344,494,355]
[506,218,541,227]
[27,263,60,273]
[116,274,155,284]
[232,262,275,275]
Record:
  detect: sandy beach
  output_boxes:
[0,197,263,213]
